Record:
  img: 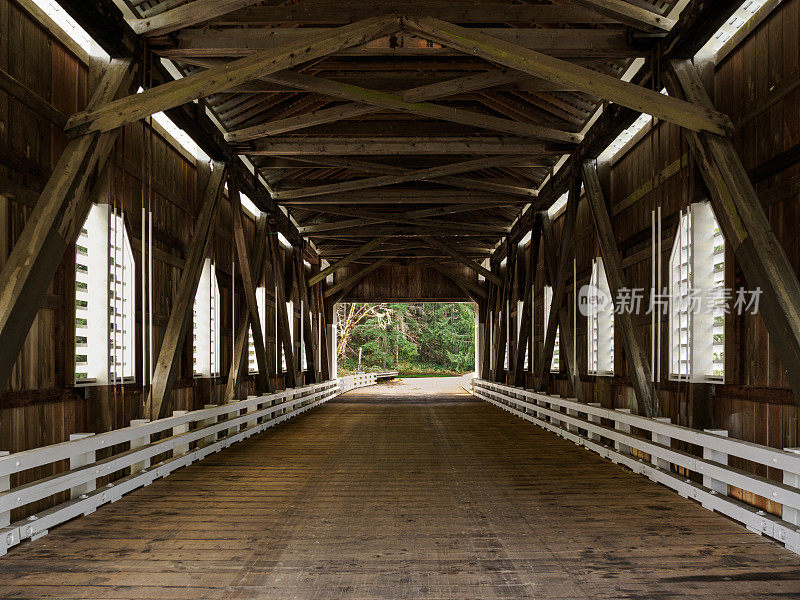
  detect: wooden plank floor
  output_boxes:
[1,378,799,599]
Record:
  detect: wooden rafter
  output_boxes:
[424,259,487,301]
[221,70,581,145]
[66,15,400,134]
[130,0,274,37]
[422,236,501,285]
[404,16,733,135]
[571,0,674,32]
[308,237,386,286]
[275,155,541,199]
[167,27,647,59]
[222,68,528,140]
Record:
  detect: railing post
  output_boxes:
[69,433,96,500]
[129,419,150,475]
[172,411,189,457]
[0,451,9,528]
[782,448,800,552]
[702,429,729,508]
[613,409,631,459]
[652,417,672,471]
[202,404,219,447]
[587,403,602,442]
[566,400,579,434]
[246,396,258,429]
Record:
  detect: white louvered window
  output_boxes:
[74,204,135,385]
[587,258,615,376]
[543,285,560,373]
[247,286,267,374]
[193,258,221,377]
[669,202,725,382]
[300,300,307,371]
[517,300,527,370]
[281,300,293,371]
[529,284,534,370]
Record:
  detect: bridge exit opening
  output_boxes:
[330,302,477,379]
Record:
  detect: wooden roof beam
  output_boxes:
[65,15,401,135]
[571,0,674,33]
[208,3,621,26]
[275,155,541,200]
[308,237,386,286]
[225,70,581,145]
[219,68,528,139]
[130,0,273,37]
[246,137,562,156]
[405,16,733,135]
[422,236,501,285]
[166,27,648,59]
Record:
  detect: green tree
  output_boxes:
[337,302,474,375]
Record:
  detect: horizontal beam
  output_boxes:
[245,137,561,155]
[274,155,540,199]
[208,3,621,25]
[309,225,506,237]
[167,27,646,58]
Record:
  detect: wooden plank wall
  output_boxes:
[0,0,314,484]
[341,263,472,302]
[509,0,799,515]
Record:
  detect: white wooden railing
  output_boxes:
[0,373,392,556]
[338,371,398,393]
[471,378,800,555]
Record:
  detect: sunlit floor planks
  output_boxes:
[1,377,799,599]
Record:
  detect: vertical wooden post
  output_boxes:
[230,173,271,393]
[269,231,297,387]
[513,214,542,386]
[172,411,189,457]
[129,419,151,475]
[69,433,96,500]
[582,161,657,417]
[226,215,273,402]
[539,178,584,403]
[294,248,318,383]
[145,165,227,419]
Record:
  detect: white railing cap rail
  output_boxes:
[0,380,337,478]
[474,379,800,476]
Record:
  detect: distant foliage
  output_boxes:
[337,303,475,375]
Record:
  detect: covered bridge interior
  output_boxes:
[2,0,800,597]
